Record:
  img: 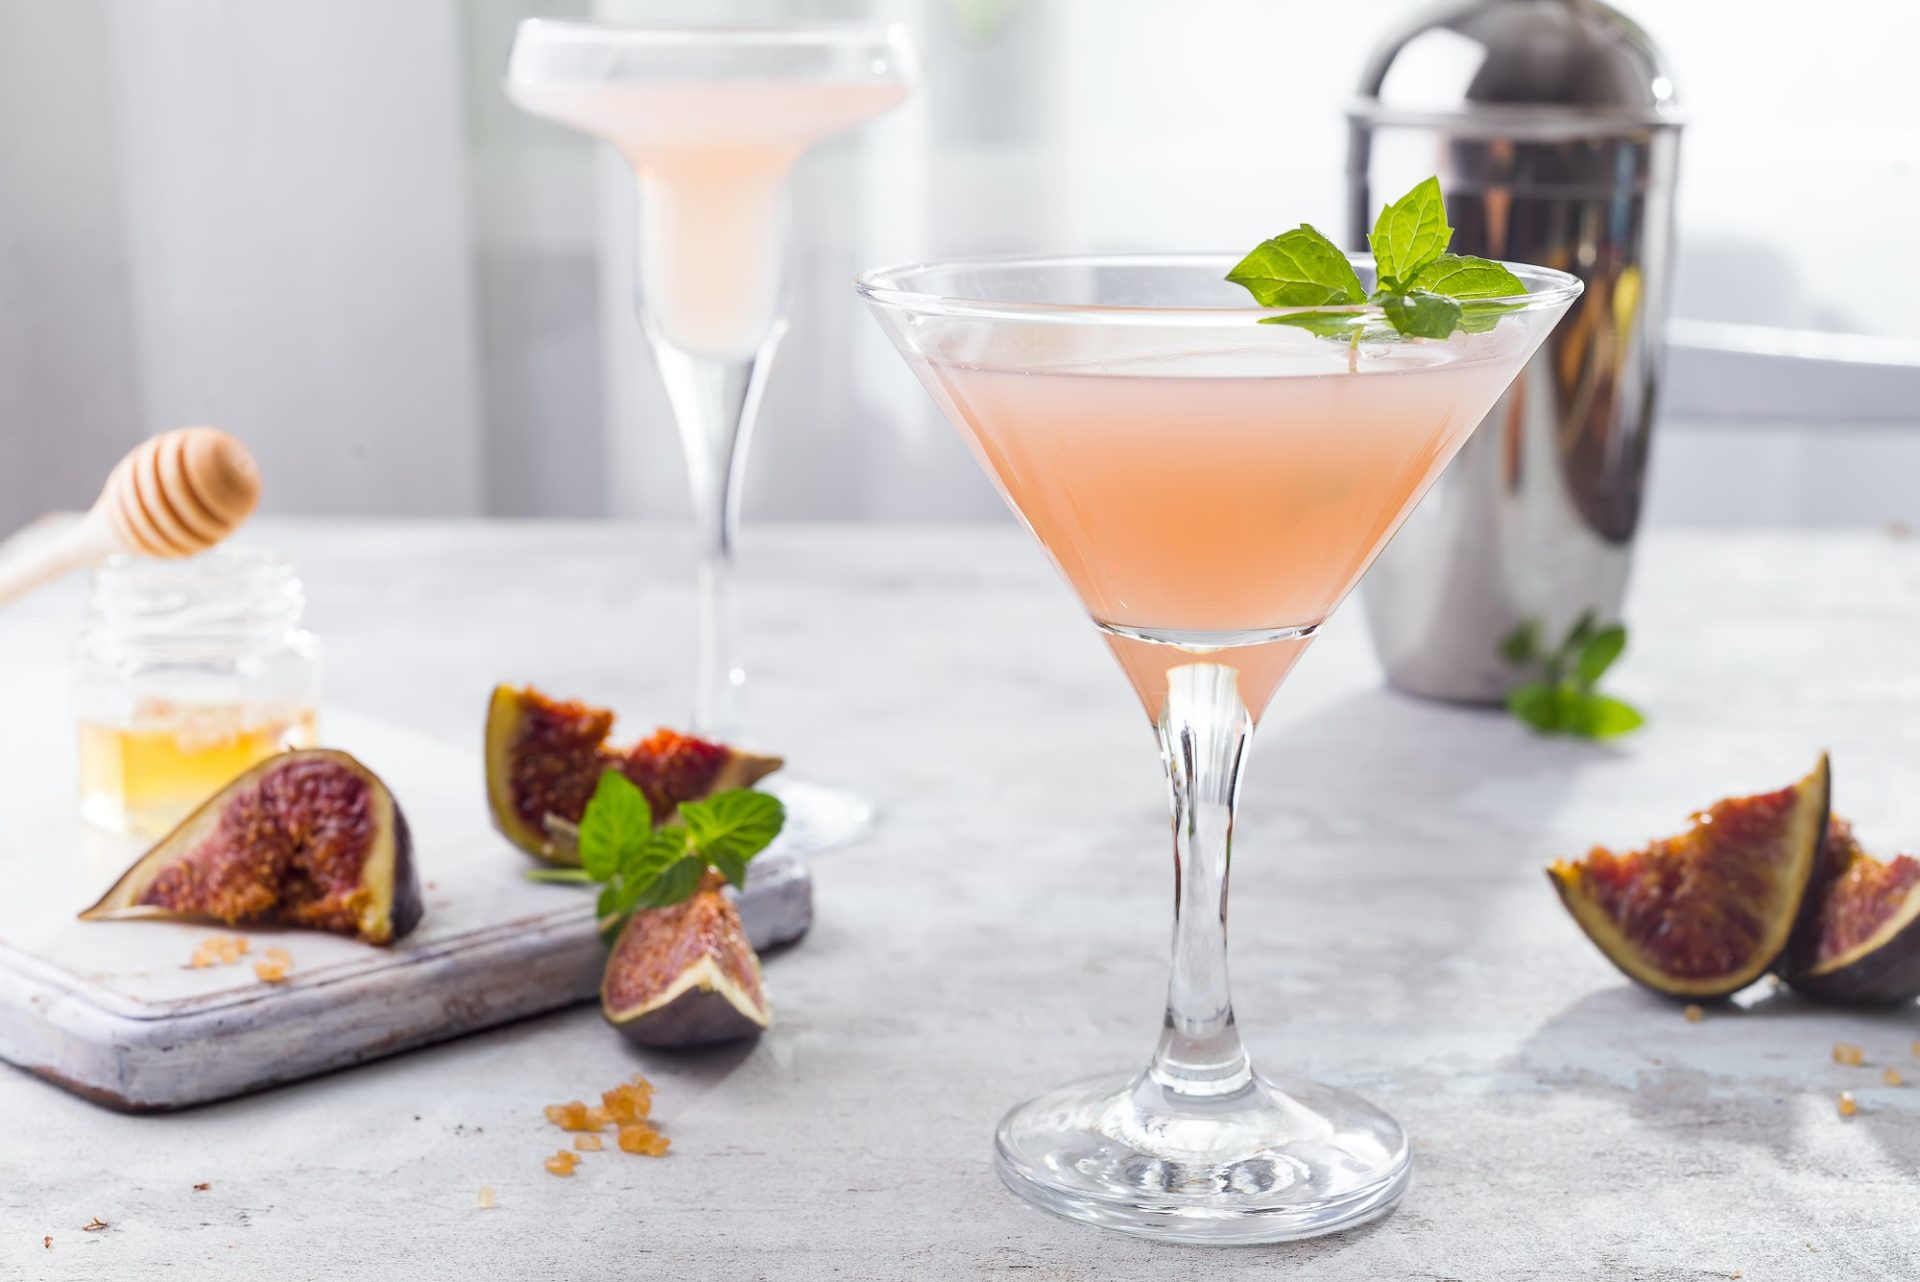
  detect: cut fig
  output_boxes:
[82,749,421,946]
[602,872,770,1047]
[1780,817,1920,1004]
[1547,755,1830,999]
[485,684,782,865]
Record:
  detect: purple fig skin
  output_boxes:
[609,987,766,1048]
[386,802,424,943]
[1784,944,1920,1005]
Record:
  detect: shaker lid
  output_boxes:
[1350,0,1679,135]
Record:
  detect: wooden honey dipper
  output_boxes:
[0,427,261,609]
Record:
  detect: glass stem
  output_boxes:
[647,326,785,740]
[1148,661,1255,1101]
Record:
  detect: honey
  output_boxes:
[79,705,318,836]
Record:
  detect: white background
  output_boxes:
[2,0,1917,533]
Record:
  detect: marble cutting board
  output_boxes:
[0,667,811,1111]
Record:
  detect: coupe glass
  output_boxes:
[860,255,1579,1242]
[506,19,915,851]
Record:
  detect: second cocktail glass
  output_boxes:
[861,255,1579,1242]
[506,19,914,849]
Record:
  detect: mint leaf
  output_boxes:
[577,770,649,881]
[680,790,784,879]
[1369,177,1450,289]
[599,829,686,919]
[1459,298,1524,333]
[1499,619,1541,666]
[1228,179,1531,344]
[1502,617,1643,740]
[621,826,687,884]
[1379,290,1462,340]
[1260,310,1367,337]
[542,780,789,927]
[1556,611,1598,670]
[1507,682,1561,733]
[1566,694,1646,738]
[1407,254,1525,300]
[1226,224,1365,307]
[1575,624,1627,686]
[631,855,707,910]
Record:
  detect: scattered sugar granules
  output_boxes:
[540,1073,670,1172]
[189,935,249,969]
[253,946,293,984]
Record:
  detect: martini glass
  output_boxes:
[860,255,1579,1242]
[505,19,915,852]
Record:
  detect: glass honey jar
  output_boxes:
[73,546,321,835]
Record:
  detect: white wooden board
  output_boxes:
[0,666,810,1111]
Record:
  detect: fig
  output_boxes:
[601,872,770,1047]
[1547,755,1830,1000]
[1779,817,1920,1004]
[82,749,421,946]
[485,684,782,865]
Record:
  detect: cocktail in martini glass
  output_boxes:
[860,253,1579,1241]
[506,19,915,850]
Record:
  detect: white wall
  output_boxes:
[0,1,143,524]
[0,0,484,526]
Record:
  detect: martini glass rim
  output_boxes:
[855,251,1583,327]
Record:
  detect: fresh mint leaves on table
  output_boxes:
[1226,176,1526,340]
[524,772,785,924]
[1500,613,1645,739]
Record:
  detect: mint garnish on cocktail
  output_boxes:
[1227,177,1525,339]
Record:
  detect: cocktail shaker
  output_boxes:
[1350,0,1680,702]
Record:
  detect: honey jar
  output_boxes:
[73,547,321,835]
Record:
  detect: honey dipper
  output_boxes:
[0,427,261,609]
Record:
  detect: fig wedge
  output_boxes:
[1780,817,1920,1005]
[602,873,770,1047]
[485,684,781,865]
[1548,755,1830,1000]
[82,749,421,946]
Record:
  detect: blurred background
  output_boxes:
[2,0,1917,534]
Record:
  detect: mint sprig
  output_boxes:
[524,772,785,925]
[1501,614,1645,740]
[1226,176,1526,340]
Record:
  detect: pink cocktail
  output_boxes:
[862,254,1579,1242]
[506,21,915,852]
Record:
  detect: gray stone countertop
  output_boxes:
[3,519,1917,1280]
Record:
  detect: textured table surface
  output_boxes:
[3,519,1918,1281]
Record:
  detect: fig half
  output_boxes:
[1779,817,1920,1004]
[602,873,771,1047]
[82,749,421,946]
[1547,755,1830,999]
[485,684,782,865]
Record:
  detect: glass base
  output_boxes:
[760,776,874,855]
[993,1068,1410,1244]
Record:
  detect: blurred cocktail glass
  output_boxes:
[507,19,915,849]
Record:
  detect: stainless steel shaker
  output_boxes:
[1351,0,1681,703]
